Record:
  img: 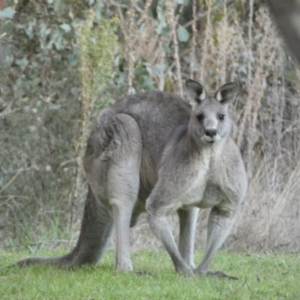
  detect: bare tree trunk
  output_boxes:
[266,0,300,64]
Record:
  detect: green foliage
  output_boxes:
[0,7,15,19]
[0,0,81,246]
[1,251,300,299]
[78,12,118,112]
[70,13,119,218]
[177,25,190,42]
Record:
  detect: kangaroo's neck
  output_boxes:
[185,130,228,158]
[161,123,228,169]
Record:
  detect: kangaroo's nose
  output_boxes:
[205,129,217,137]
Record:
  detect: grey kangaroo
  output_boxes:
[16,79,247,278]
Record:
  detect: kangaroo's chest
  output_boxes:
[180,154,225,209]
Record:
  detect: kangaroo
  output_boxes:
[16,79,247,278]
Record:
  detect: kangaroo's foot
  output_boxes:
[134,270,154,276]
[174,265,194,277]
[206,270,238,280]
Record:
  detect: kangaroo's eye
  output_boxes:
[197,114,204,122]
[218,114,225,121]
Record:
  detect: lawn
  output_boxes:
[0,250,299,299]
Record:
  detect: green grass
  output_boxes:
[0,250,299,300]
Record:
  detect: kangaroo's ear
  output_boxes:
[186,79,207,104]
[215,81,240,105]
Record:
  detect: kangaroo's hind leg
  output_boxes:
[105,113,142,271]
[108,163,141,271]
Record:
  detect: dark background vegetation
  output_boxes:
[1,0,300,254]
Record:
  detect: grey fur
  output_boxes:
[16,80,247,277]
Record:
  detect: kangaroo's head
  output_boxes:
[186,79,239,145]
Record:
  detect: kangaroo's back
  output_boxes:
[85,91,192,191]
[107,91,190,155]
